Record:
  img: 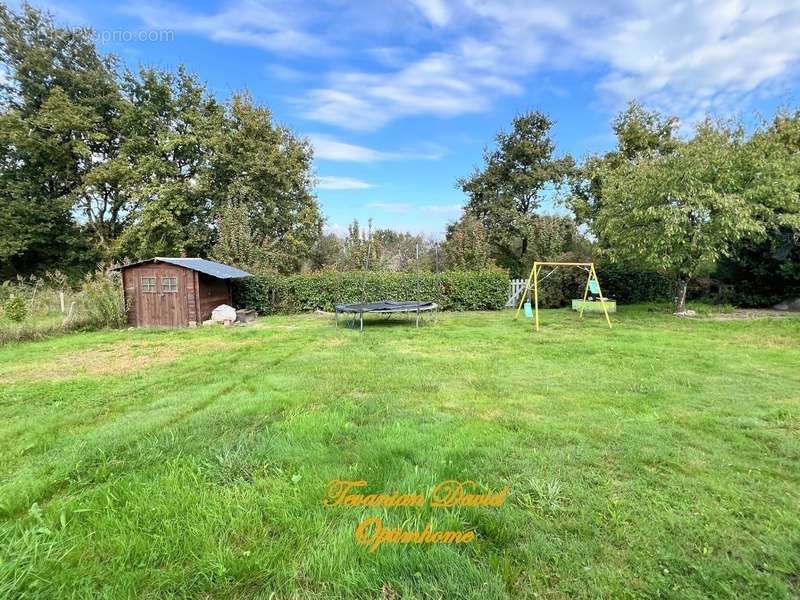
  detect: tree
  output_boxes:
[0,2,119,276]
[306,232,344,271]
[458,111,575,275]
[205,93,321,273]
[713,110,800,305]
[209,200,268,272]
[569,101,680,231]
[0,3,323,279]
[372,229,429,272]
[592,120,766,312]
[341,219,378,271]
[115,67,222,259]
[442,213,491,270]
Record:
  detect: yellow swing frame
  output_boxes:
[514,261,612,331]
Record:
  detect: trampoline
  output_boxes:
[335,300,438,330]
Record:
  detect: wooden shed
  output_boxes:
[116,258,251,327]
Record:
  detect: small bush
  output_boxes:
[599,264,674,304]
[234,270,509,314]
[79,270,127,328]
[4,295,28,322]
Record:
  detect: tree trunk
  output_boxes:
[675,278,688,313]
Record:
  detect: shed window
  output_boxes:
[161,277,178,292]
[141,277,156,293]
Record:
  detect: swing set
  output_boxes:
[514,262,612,331]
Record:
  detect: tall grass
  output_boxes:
[79,269,127,329]
[0,269,127,344]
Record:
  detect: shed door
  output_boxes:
[135,268,187,327]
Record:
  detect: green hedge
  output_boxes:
[233,270,509,314]
[599,264,673,304]
[528,262,673,308]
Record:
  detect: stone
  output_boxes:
[674,309,697,317]
[202,319,217,326]
[211,304,237,323]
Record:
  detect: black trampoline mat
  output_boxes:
[335,301,437,313]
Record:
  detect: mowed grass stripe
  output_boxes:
[0,307,798,598]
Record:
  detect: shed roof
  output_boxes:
[116,257,252,279]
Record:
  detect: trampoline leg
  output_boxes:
[360,312,363,333]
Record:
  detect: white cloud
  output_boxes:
[364,202,411,213]
[126,0,800,129]
[299,50,524,130]
[298,0,800,129]
[125,1,331,55]
[316,176,374,190]
[308,133,443,162]
[587,1,800,118]
[409,0,452,27]
[421,203,463,215]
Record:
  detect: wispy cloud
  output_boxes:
[126,0,800,129]
[409,0,452,27]
[316,176,374,190]
[364,202,411,213]
[421,203,462,215]
[308,133,444,162]
[299,48,526,130]
[125,0,331,55]
[298,0,800,129]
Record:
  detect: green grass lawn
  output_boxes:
[1,307,799,598]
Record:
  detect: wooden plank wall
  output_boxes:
[121,263,192,327]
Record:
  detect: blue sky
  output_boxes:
[27,0,800,236]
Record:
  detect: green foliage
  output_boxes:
[612,100,680,161]
[714,229,800,307]
[305,220,441,273]
[573,103,800,310]
[115,67,223,259]
[459,111,576,275]
[371,228,430,272]
[306,233,344,271]
[583,118,761,310]
[79,269,127,329]
[0,271,103,344]
[595,122,760,276]
[442,213,492,270]
[234,270,509,314]
[204,93,321,273]
[3,295,27,322]
[599,263,674,304]
[0,4,116,277]
[0,4,322,277]
[209,200,269,272]
[520,257,672,308]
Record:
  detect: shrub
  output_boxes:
[519,254,673,308]
[79,269,127,328]
[4,295,28,322]
[599,264,673,304]
[234,270,509,314]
